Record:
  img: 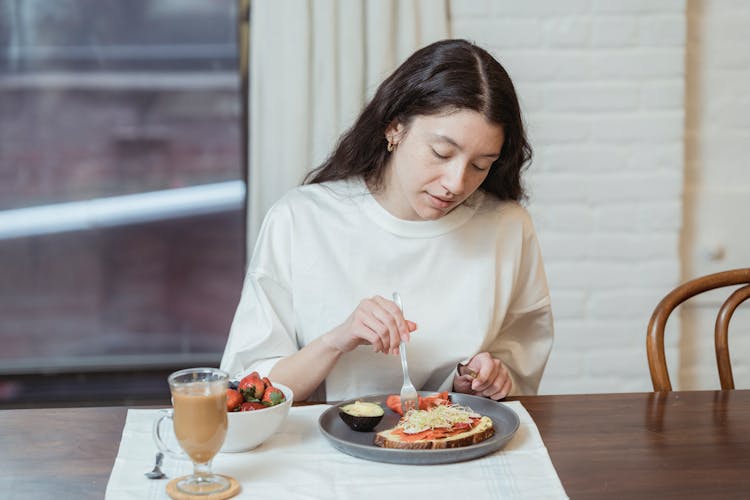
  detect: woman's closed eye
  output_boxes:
[431,145,494,171]
[431,148,449,160]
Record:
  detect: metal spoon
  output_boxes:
[144,451,166,480]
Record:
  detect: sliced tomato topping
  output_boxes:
[386,394,403,415]
[391,417,480,442]
[386,392,451,416]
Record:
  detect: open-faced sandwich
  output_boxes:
[374,403,494,450]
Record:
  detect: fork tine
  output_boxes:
[401,385,418,413]
[393,292,419,413]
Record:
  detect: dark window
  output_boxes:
[0,0,246,407]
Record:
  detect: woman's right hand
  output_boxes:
[322,295,417,356]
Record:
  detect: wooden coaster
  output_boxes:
[166,475,240,500]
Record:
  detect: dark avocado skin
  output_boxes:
[338,402,384,432]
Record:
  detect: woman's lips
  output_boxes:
[427,193,453,209]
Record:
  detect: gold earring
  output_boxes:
[387,140,394,153]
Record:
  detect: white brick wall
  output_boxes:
[451,0,687,394]
[681,0,750,390]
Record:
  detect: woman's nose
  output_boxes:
[441,162,468,195]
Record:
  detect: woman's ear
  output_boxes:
[385,120,405,146]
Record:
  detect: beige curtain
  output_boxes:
[247,0,450,254]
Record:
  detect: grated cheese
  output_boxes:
[397,404,481,434]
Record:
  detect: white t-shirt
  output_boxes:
[220,177,553,401]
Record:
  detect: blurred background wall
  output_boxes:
[449,0,749,393]
[0,0,245,406]
[681,0,750,390]
[452,0,685,393]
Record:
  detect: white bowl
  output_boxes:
[220,383,294,453]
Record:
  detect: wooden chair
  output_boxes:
[647,268,750,391]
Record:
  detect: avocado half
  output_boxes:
[338,401,384,432]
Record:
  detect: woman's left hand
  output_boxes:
[452,352,512,400]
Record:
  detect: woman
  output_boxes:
[221,39,553,402]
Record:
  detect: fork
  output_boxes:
[392,292,418,414]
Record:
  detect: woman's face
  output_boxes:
[378,109,505,221]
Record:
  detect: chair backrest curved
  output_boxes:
[646,268,750,391]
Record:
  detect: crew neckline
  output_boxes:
[342,177,485,238]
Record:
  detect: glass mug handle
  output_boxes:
[152,409,189,460]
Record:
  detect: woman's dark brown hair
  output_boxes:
[304,39,531,201]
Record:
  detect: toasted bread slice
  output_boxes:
[374,415,494,449]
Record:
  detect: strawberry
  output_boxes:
[238,373,266,401]
[261,386,285,406]
[226,389,244,412]
[240,401,266,411]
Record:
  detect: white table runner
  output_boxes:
[105,401,567,499]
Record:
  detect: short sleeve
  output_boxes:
[220,200,298,379]
[491,216,553,395]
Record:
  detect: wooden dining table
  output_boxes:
[0,390,748,499]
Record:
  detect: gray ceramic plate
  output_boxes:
[318,392,519,465]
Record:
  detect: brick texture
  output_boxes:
[681,0,750,391]
[451,0,687,394]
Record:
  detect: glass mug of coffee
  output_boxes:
[153,367,230,496]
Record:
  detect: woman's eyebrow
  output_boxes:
[429,133,500,158]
